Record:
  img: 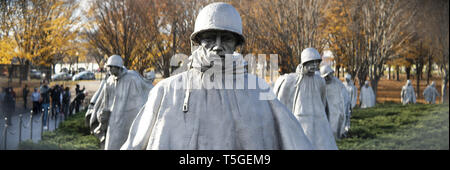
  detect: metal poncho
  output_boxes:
[423,82,440,104]
[121,2,313,150]
[85,78,107,129]
[120,46,313,150]
[320,66,350,139]
[273,65,338,150]
[343,74,357,109]
[360,81,376,108]
[90,68,154,150]
[401,80,416,105]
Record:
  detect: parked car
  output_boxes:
[72,71,95,81]
[51,72,72,81]
[60,68,69,73]
[30,69,44,79]
[78,67,86,72]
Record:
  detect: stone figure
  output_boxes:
[423,81,440,104]
[401,80,416,105]
[320,65,350,139]
[121,2,313,150]
[273,48,338,150]
[88,55,153,150]
[342,73,357,133]
[360,80,376,108]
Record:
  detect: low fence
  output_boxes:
[1,104,76,150]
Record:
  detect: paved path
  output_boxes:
[0,109,67,150]
[0,80,101,150]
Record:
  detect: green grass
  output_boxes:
[337,102,449,150]
[18,111,100,150]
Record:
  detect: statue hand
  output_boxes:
[100,110,111,123]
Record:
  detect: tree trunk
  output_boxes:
[388,65,391,80]
[415,56,424,98]
[25,61,30,81]
[335,65,340,78]
[443,71,449,104]
[416,69,421,99]
[164,20,177,78]
[405,66,411,80]
[8,65,13,86]
[19,65,23,85]
[396,65,400,81]
[52,64,56,74]
[19,64,30,85]
[427,55,432,85]
[371,78,379,104]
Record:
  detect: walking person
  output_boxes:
[3,87,15,125]
[75,84,85,96]
[0,87,5,119]
[74,84,85,113]
[10,87,16,114]
[23,84,30,109]
[72,90,86,114]
[31,88,41,115]
[40,80,51,130]
[62,87,71,118]
[50,84,61,119]
[59,85,64,111]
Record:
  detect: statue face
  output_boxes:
[198,30,237,58]
[324,74,333,84]
[302,60,320,76]
[108,66,122,77]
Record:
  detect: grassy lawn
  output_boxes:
[337,103,449,150]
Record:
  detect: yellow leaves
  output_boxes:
[0,38,17,64]
[1,0,82,65]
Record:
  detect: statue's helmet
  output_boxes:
[145,71,156,81]
[320,65,334,78]
[106,55,124,68]
[345,73,352,80]
[300,48,322,65]
[190,2,245,46]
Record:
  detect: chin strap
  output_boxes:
[182,75,191,113]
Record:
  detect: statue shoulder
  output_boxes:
[152,71,188,90]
